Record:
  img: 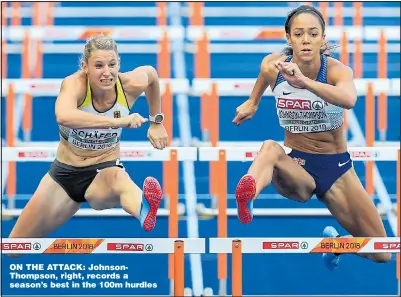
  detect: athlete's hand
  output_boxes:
[274,61,307,89]
[121,113,148,128]
[147,124,168,150]
[232,99,258,126]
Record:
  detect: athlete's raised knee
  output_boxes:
[112,169,140,193]
[261,139,281,150]
[112,168,131,184]
[259,140,284,158]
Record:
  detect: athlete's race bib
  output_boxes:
[68,128,121,150]
[276,97,336,133]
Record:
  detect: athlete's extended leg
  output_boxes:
[84,167,162,231]
[321,167,391,267]
[235,140,316,223]
[8,174,81,257]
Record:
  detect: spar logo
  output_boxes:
[277,98,311,110]
[18,151,55,158]
[312,101,324,110]
[1,243,31,251]
[350,151,380,159]
[245,151,258,158]
[120,151,153,158]
[263,241,301,250]
[374,242,400,250]
[277,98,327,110]
[107,243,144,251]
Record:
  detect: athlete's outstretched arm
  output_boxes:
[302,64,357,109]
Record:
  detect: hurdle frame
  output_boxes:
[1,146,197,296]
[210,237,401,296]
[198,145,400,295]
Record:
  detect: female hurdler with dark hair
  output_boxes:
[232,5,391,269]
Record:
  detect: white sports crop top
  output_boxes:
[59,77,130,150]
[272,55,344,133]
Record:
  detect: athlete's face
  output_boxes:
[286,13,325,62]
[82,50,120,91]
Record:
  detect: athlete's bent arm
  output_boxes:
[302,64,357,109]
[124,66,168,149]
[55,76,127,129]
[248,58,272,106]
[233,54,279,125]
[249,54,282,106]
[125,66,162,117]
[144,66,162,118]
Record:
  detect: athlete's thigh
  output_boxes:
[84,167,130,209]
[321,167,387,237]
[272,153,316,201]
[9,174,81,238]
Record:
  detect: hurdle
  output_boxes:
[198,146,400,217]
[198,145,400,293]
[1,237,205,296]
[209,237,400,296]
[1,145,196,214]
[1,146,197,295]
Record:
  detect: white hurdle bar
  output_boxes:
[197,146,400,216]
[1,78,190,97]
[199,146,400,161]
[2,145,400,218]
[2,77,399,96]
[209,237,401,254]
[3,25,400,42]
[2,147,197,217]
[1,237,205,254]
[2,26,185,41]
[191,78,401,96]
[2,146,197,162]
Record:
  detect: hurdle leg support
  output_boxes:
[174,240,184,296]
[232,240,242,297]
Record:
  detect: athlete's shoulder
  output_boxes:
[60,70,87,95]
[259,53,286,85]
[261,52,285,66]
[261,53,287,73]
[326,56,353,73]
[119,66,158,94]
[326,56,354,82]
[63,70,86,83]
